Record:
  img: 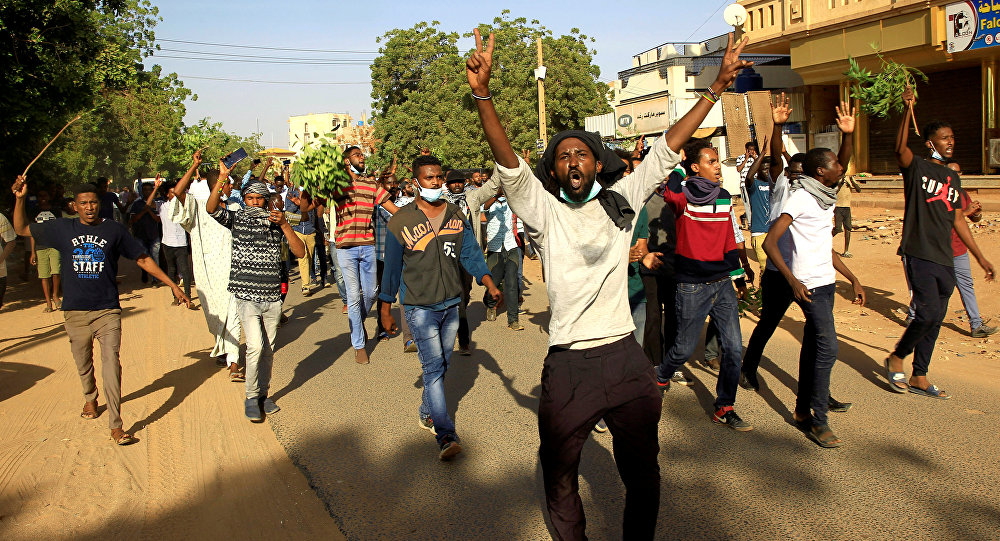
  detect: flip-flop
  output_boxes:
[111,432,136,445]
[805,424,843,448]
[908,384,950,400]
[883,358,908,393]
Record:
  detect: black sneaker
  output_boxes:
[418,415,437,435]
[699,358,720,374]
[439,435,462,461]
[656,379,670,396]
[245,398,263,422]
[739,371,760,392]
[593,419,608,433]
[671,371,694,387]
[215,355,227,368]
[712,407,753,431]
[260,397,280,415]
[828,397,852,413]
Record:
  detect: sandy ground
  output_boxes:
[0,263,343,540]
[1,203,998,540]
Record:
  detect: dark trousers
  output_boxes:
[0,276,6,309]
[457,270,472,347]
[539,336,661,541]
[375,259,385,335]
[794,284,838,426]
[162,245,191,297]
[894,256,956,376]
[315,237,329,286]
[640,274,677,366]
[484,247,521,324]
[279,263,289,303]
[742,269,795,377]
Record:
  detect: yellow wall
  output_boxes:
[288,113,353,153]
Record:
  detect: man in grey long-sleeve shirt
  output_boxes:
[466,29,753,540]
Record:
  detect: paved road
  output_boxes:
[265,260,1000,540]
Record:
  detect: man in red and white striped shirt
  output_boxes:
[333,146,399,364]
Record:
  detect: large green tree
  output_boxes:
[369,12,611,172]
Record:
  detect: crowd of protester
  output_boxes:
[1,30,996,541]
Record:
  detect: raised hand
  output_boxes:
[466,28,495,95]
[902,86,915,109]
[269,208,287,226]
[715,33,753,89]
[12,175,27,198]
[772,92,793,124]
[153,173,163,190]
[192,149,203,166]
[218,159,232,180]
[835,101,857,134]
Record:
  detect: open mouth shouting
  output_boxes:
[569,170,583,190]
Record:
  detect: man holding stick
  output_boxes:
[466,28,751,540]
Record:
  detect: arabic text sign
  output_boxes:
[947,0,1000,52]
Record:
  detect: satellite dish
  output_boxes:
[723,3,748,26]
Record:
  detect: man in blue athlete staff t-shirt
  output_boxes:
[12,176,190,446]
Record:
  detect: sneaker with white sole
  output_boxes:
[418,415,436,435]
[712,407,753,431]
[671,371,694,386]
[438,435,462,461]
[593,419,608,433]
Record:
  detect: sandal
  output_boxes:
[908,384,950,400]
[883,357,908,393]
[81,400,98,420]
[229,366,245,383]
[805,424,843,448]
[111,429,136,446]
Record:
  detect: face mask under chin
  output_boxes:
[560,178,602,204]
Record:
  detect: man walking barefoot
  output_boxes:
[13,177,190,445]
[466,28,751,540]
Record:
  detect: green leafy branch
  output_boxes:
[844,45,927,134]
[290,132,352,199]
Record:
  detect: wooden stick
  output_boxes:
[22,114,82,177]
[910,106,920,137]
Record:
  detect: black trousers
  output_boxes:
[742,269,794,377]
[162,245,191,297]
[640,274,677,366]
[375,259,385,335]
[539,336,661,541]
[457,269,472,347]
[895,255,956,376]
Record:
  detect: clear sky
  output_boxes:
[144,0,733,148]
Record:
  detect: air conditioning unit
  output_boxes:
[990,138,1000,167]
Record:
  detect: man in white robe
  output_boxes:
[168,151,243,379]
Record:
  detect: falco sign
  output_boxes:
[947,0,1000,52]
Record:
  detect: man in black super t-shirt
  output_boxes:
[12,177,190,445]
[885,88,995,400]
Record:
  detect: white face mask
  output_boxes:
[417,184,444,203]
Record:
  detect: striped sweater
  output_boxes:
[663,182,741,284]
[332,176,390,248]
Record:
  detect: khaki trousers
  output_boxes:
[63,309,124,429]
[295,231,316,291]
[750,233,768,276]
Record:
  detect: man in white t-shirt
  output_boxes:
[763,147,865,449]
[152,177,193,306]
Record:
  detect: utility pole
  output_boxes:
[535,37,547,150]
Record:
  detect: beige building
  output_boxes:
[739,0,1000,175]
[288,112,355,154]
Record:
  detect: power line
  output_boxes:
[684,0,731,42]
[158,47,374,62]
[179,75,371,85]
[153,55,372,65]
[157,38,378,54]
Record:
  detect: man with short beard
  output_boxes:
[333,146,400,364]
[466,28,751,540]
[885,88,995,399]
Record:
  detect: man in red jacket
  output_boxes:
[654,138,752,432]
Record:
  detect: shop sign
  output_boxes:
[617,114,633,127]
[947,0,1000,52]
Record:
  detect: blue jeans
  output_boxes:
[236,298,282,400]
[138,237,161,283]
[953,252,982,330]
[630,295,646,348]
[405,305,460,444]
[337,245,377,350]
[657,279,742,409]
[794,284,837,426]
[327,243,347,301]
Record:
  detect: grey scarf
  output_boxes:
[789,175,838,210]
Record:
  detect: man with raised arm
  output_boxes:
[168,150,245,381]
[205,160,306,422]
[12,176,190,446]
[884,88,995,399]
[466,28,751,540]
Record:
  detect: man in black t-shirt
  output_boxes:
[885,88,995,400]
[12,178,190,445]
